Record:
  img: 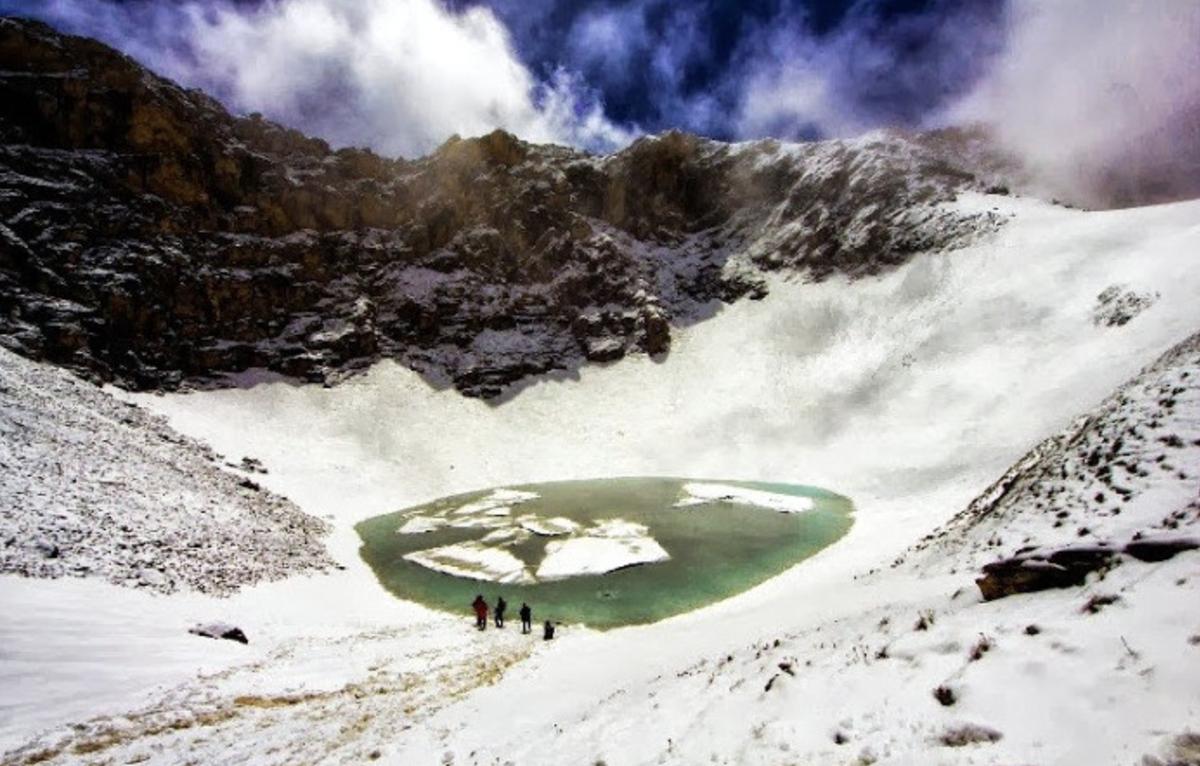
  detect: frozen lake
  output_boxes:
[356,477,853,628]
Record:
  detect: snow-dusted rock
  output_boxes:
[0,19,1007,401]
[188,622,249,645]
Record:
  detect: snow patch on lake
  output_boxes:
[674,482,816,513]
[452,489,539,516]
[517,515,581,536]
[536,519,669,580]
[403,542,534,585]
[395,516,447,535]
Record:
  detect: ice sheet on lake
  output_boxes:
[517,515,581,536]
[673,482,815,513]
[403,541,534,584]
[395,515,447,534]
[536,519,669,580]
[452,488,539,516]
[480,527,532,546]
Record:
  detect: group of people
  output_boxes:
[471,594,554,640]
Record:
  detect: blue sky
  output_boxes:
[461,0,1003,136]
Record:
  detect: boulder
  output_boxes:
[189,622,249,644]
[1123,536,1199,563]
[976,545,1117,601]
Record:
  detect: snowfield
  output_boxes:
[3,194,1200,764]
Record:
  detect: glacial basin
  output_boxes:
[356,477,853,629]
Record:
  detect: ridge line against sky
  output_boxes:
[2,0,1199,206]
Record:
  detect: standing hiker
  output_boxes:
[471,594,488,630]
[494,596,507,628]
[519,602,532,634]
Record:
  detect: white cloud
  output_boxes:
[948,0,1200,207]
[40,0,635,158]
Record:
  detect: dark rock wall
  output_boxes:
[0,17,1007,398]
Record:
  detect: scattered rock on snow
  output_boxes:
[1092,284,1159,328]
[189,622,249,644]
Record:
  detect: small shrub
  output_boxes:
[938,723,1002,747]
[1081,594,1121,614]
[968,635,993,661]
[933,685,957,706]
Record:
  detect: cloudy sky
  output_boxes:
[3,0,1198,205]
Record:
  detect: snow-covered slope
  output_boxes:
[2,193,1200,764]
[0,347,332,594]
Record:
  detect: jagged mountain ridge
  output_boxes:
[0,17,1009,398]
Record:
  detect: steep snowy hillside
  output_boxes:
[0,346,332,593]
[0,17,1009,399]
[912,331,1200,575]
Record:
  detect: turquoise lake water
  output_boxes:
[356,477,853,629]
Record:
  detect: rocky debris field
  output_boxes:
[0,347,333,594]
[0,17,1011,399]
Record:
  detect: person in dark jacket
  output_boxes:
[543,620,555,641]
[519,602,532,634]
[494,596,507,628]
[471,594,488,630]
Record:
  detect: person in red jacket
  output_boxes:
[471,594,488,630]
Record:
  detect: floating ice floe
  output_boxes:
[403,541,534,584]
[517,515,582,536]
[480,527,532,546]
[536,519,669,580]
[452,488,539,516]
[447,515,512,530]
[673,482,814,514]
[395,515,447,534]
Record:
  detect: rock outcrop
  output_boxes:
[0,17,1009,398]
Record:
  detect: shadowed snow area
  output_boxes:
[3,194,1200,763]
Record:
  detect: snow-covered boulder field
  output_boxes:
[3,194,1200,764]
[0,347,333,594]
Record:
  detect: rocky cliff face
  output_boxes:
[0,17,1009,398]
